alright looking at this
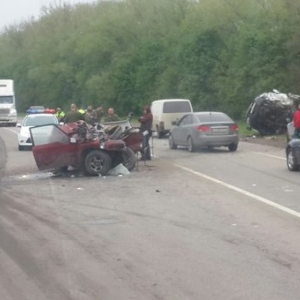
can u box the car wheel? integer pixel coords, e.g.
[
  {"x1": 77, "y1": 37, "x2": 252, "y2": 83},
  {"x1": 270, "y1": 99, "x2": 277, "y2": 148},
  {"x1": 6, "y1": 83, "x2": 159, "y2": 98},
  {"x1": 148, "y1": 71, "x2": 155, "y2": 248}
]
[
  {"x1": 228, "y1": 143, "x2": 238, "y2": 152},
  {"x1": 169, "y1": 134, "x2": 177, "y2": 149},
  {"x1": 187, "y1": 136, "x2": 195, "y2": 152},
  {"x1": 121, "y1": 148, "x2": 136, "y2": 171},
  {"x1": 84, "y1": 150, "x2": 112, "y2": 176},
  {"x1": 286, "y1": 147, "x2": 299, "y2": 171}
]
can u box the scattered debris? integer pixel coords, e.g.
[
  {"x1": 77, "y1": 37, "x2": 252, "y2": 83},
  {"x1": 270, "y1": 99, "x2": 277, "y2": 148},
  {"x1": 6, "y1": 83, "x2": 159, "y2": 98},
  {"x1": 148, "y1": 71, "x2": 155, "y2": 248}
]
[{"x1": 109, "y1": 164, "x2": 130, "y2": 176}]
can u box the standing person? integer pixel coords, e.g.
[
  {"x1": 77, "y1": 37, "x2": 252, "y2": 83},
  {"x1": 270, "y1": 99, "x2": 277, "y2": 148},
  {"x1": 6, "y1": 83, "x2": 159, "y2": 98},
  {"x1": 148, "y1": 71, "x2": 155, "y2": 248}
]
[
  {"x1": 293, "y1": 103, "x2": 300, "y2": 137},
  {"x1": 85, "y1": 105, "x2": 97, "y2": 125},
  {"x1": 95, "y1": 105, "x2": 104, "y2": 123},
  {"x1": 104, "y1": 108, "x2": 120, "y2": 122},
  {"x1": 138, "y1": 105, "x2": 153, "y2": 161},
  {"x1": 55, "y1": 107, "x2": 65, "y2": 122},
  {"x1": 64, "y1": 104, "x2": 85, "y2": 124}
]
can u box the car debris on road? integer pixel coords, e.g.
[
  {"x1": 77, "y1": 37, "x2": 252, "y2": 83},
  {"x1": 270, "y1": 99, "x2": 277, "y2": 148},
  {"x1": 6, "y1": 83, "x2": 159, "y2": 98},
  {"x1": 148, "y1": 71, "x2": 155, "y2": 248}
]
[{"x1": 246, "y1": 89, "x2": 300, "y2": 136}]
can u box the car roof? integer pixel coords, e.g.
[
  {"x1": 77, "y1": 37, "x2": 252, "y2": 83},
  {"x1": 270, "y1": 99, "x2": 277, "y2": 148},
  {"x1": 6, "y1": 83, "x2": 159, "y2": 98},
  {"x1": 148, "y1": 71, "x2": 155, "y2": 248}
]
[
  {"x1": 25, "y1": 113, "x2": 56, "y2": 118},
  {"x1": 193, "y1": 111, "x2": 226, "y2": 115},
  {"x1": 152, "y1": 99, "x2": 191, "y2": 103}
]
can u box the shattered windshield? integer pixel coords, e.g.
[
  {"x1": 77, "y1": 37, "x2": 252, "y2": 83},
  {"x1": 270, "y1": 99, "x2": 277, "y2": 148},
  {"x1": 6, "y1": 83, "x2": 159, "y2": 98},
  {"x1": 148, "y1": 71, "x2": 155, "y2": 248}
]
[{"x1": 0, "y1": 96, "x2": 13, "y2": 104}]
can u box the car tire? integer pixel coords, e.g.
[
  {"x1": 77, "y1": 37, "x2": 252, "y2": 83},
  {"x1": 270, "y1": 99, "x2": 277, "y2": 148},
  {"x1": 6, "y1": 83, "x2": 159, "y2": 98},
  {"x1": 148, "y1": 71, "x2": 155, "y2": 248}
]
[
  {"x1": 187, "y1": 136, "x2": 195, "y2": 152},
  {"x1": 169, "y1": 134, "x2": 177, "y2": 149},
  {"x1": 228, "y1": 143, "x2": 238, "y2": 152},
  {"x1": 286, "y1": 147, "x2": 299, "y2": 171},
  {"x1": 84, "y1": 150, "x2": 112, "y2": 176},
  {"x1": 121, "y1": 148, "x2": 136, "y2": 171}
]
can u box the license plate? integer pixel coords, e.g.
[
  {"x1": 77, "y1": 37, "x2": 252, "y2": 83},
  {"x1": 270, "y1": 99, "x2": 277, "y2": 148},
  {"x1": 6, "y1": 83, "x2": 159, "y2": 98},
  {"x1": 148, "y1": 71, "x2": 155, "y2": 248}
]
[{"x1": 212, "y1": 128, "x2": 228, "y2": 134}]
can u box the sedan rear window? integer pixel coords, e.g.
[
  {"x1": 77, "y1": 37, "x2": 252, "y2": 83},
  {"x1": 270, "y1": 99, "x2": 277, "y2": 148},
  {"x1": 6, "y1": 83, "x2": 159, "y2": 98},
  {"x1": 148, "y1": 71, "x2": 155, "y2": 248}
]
[
  {"x1": 197, "y1": 113, "x2": 232, "y2": 123},
  {"x1": 163, "y1": 101, "x2": 192, "y2": 113}
]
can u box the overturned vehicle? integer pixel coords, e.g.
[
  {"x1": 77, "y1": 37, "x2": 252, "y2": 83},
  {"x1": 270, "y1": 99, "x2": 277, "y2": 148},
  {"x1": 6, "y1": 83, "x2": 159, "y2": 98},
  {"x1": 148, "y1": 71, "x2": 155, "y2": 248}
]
[
  {"x1": 246, "y1": 90, "x2": 299, "y2": 136},
  {"x1": 29, "y1": 120, "x2": 141, "y2": 176}
]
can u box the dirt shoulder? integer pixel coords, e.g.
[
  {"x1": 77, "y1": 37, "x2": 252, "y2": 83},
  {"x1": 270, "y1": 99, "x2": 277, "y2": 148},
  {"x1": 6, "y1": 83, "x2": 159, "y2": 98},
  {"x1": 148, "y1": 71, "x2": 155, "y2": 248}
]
[{"x1": 240, "y1": 134, "x2": 287, "y2": 149}]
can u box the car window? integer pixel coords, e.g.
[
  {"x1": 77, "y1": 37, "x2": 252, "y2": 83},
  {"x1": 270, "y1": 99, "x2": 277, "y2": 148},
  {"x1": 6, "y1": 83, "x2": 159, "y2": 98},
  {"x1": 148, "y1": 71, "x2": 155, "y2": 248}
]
[
  {"x1": 31, "y1": 125, "x2": 69, "y2": 146},
  {"x1": 197, "y1": 113, "x2": 232, "y2": 123},
  {"x1": 23, "y1": 116, "x2": 58, "y2": 126},
  {"x1": 0, "y1": 96, "x2": 13, "y2": 104},
  {"x1": 163, "y1": 101, "x2": 192, "y2": 113},
  {"x1": 185, "y1": 114, "x2": 193, "y2": 125},
  {"x1": 178, "y1": 115, "x2": 188, "y2": 126}
]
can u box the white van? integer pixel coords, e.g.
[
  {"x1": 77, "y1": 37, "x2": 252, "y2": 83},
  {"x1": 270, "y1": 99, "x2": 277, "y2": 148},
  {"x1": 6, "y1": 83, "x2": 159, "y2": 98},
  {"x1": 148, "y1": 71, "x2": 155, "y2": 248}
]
[{"x1": 151, "y1": 99, "x2": 193, "y2": 138}]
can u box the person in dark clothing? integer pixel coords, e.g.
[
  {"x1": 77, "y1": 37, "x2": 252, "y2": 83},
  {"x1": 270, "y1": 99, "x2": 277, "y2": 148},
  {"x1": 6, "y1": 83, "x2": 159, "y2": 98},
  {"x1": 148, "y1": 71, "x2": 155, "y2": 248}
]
[
  {"x1": 64, "y1": 104, "x2": 85, "y2": 124},
  {"x1": 84, "y1": 105, "x2": 97, "y2": 125},
  {"x1": 138, "y1": 105, "x2": 153, "y2": 160},
  {"x1": 104, "y1": 108, "x2": 120, "y2": 122},
  {"x1": 293, "y1": 104, "x2": 300, "y2": 138},
  {"x1": 95, "y1": 105, "x2": 104, "y2": 123}
]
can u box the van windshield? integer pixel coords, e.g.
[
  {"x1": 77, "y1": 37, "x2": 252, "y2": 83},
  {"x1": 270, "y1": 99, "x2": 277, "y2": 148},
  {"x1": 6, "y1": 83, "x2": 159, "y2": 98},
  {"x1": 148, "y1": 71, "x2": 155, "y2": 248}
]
[
  {"x1": 163, "y1": 101, "x2": 191, "y2": 113},
  {"x1": 0, "y1": 96, "x2": 13, "y2": 104}
]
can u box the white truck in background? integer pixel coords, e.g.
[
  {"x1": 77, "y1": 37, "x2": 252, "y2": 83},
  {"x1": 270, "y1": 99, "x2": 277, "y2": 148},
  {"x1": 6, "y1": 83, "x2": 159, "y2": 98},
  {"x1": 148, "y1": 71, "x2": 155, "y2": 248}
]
[{"x1": 0, "y1": 79, "x2": 17, "y2": 126}]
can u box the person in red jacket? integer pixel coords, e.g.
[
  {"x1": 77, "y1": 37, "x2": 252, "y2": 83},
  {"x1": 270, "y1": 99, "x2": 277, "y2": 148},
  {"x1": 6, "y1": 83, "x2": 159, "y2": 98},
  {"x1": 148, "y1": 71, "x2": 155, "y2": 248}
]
[
  {"x1": 293, "y1": 103, "x2": 300, "y2": 137},
  {"x1": 138, "y1": 105, "x2": 153, "y2": 161}
]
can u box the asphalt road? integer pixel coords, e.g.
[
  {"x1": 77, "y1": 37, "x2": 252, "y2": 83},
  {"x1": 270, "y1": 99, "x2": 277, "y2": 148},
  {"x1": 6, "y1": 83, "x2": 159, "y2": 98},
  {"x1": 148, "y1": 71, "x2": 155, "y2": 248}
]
[{"x1": 1, "y1": 126, "x2": 300, "y2": 300}]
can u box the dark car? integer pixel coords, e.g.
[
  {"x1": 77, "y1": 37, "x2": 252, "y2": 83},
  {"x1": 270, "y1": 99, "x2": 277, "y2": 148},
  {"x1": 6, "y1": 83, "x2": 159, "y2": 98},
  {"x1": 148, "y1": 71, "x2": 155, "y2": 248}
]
[
  {"x1": 26, "y1": 106, "x2": 45, "y2": 114},
  {"x1": 246, "y1": 90, "x2": 298, "y2": 136},
  {"x1": 286, "y1": 138, "x2": 300, "y2": 171},
  {"x1": 29, "y1": 121, "x2": 136, "y2": 176},
  {"x1": 168, "y1": 112, "x2": 239, "y2": 152}
]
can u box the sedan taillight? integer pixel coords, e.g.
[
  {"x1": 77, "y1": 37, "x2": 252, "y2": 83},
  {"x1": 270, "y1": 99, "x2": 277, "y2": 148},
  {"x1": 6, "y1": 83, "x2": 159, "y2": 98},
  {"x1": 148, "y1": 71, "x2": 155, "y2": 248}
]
[
  {"x1": 229, "y1": 124, "x2": 238, "y2": 131},
  {"x1": 196, "y1": 125, "x2": 210, "y2": 132}
]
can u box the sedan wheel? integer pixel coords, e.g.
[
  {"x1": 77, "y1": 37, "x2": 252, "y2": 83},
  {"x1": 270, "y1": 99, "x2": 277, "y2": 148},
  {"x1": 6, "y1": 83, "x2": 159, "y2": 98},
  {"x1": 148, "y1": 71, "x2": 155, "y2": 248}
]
[
  {"x1": 187, "y1": 136, "x2": 195, "y2": 152},
  {"x1": 287, "y1": 148, "x2": 299, "y2": 171},
  {"x1": 169, "y1": 134, "x2": 177, "y2": 149},
  {"x1": 228, "y1": 143, "x2": 238, "y2": 152}
]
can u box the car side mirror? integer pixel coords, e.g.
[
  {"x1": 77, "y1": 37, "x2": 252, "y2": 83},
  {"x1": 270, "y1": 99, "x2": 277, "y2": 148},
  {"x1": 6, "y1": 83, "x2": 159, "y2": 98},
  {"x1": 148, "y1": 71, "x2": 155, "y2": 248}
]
[
  {"x1": 16, "y1": 123, "x2": 21, "y2": 127},
  {"x1": 70, "y1": 137, "x2": 77, "y2": 144}
]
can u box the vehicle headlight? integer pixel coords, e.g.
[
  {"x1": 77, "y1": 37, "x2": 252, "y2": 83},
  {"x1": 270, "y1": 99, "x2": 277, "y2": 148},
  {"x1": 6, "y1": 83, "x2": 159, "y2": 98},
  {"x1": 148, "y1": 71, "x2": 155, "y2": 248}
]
[{"x1": 20, "y1": 128, "x2": 30, "y2": 136}]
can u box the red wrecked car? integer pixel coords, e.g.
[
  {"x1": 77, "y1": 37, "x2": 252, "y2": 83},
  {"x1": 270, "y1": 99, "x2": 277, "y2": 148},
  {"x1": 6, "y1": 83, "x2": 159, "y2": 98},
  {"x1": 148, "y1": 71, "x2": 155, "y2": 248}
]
[{"x1": 29, "y1": 121, "x2": 136, "y2": 176}]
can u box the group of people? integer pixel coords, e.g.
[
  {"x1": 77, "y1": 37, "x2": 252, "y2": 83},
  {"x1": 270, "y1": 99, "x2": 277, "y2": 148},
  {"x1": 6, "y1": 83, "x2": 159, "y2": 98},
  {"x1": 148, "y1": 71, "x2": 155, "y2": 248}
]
[
  {"x1": 55, "y1": 104, "x2": 120, "y2": 125},
  {"x1": 55, "y1": 103, "x2": 154, "y2": 161}
]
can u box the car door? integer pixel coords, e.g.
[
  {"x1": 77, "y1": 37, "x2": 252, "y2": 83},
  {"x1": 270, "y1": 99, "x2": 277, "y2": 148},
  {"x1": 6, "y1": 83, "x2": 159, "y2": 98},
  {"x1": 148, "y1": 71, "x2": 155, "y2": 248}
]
[
  {"x1": 180, "y1": 114, "x2": 194, "y2": 146},
  {"x1": 173, "y1": 115, "x2": 192, "y2": 145},
  {"x1": 30, "y1": 125, "x2": 77, "y2": 171}
]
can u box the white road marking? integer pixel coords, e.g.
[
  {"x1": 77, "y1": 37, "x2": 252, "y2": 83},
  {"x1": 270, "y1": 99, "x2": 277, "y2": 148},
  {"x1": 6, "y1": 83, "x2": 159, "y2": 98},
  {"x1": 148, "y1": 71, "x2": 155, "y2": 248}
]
[
  {"x1": 255, "y1": 152, "x2": 285, "y2": 160},
  {"x1": 173, "y1": 163, "x2": 300, "y2": 219},
  {"x1": 1, "y1": 128, "x2": 18, "y2": 135}
]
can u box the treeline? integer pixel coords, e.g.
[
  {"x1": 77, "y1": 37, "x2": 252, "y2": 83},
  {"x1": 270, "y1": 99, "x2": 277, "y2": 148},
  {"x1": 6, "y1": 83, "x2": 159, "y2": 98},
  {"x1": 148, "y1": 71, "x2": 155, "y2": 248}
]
[{"x1": 0, "y1": 0, "x2": 300, "y2": 118}]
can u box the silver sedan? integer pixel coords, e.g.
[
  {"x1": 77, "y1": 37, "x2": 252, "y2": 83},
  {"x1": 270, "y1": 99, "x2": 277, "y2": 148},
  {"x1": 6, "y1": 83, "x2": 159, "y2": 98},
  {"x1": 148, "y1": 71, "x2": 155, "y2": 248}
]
[{"x1": 169, "y1": 112, "x2": 239, "y2": 152}]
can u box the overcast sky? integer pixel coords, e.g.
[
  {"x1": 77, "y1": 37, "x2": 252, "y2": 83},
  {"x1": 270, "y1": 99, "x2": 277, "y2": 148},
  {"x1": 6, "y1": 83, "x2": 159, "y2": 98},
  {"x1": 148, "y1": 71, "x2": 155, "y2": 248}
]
[{"x1": 0, "y1": 0, "x2": 96, "y2": 31}]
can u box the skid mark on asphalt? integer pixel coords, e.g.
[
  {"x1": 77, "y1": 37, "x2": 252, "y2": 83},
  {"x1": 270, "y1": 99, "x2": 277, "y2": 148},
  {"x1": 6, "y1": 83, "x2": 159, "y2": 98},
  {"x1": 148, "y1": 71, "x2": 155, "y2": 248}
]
[
  {"x1": 255, "y1": 152, "x2": 285, "y2": 161},
  {"x1": 173, "y1": 163, "x2": 300, "y2": 220}
]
